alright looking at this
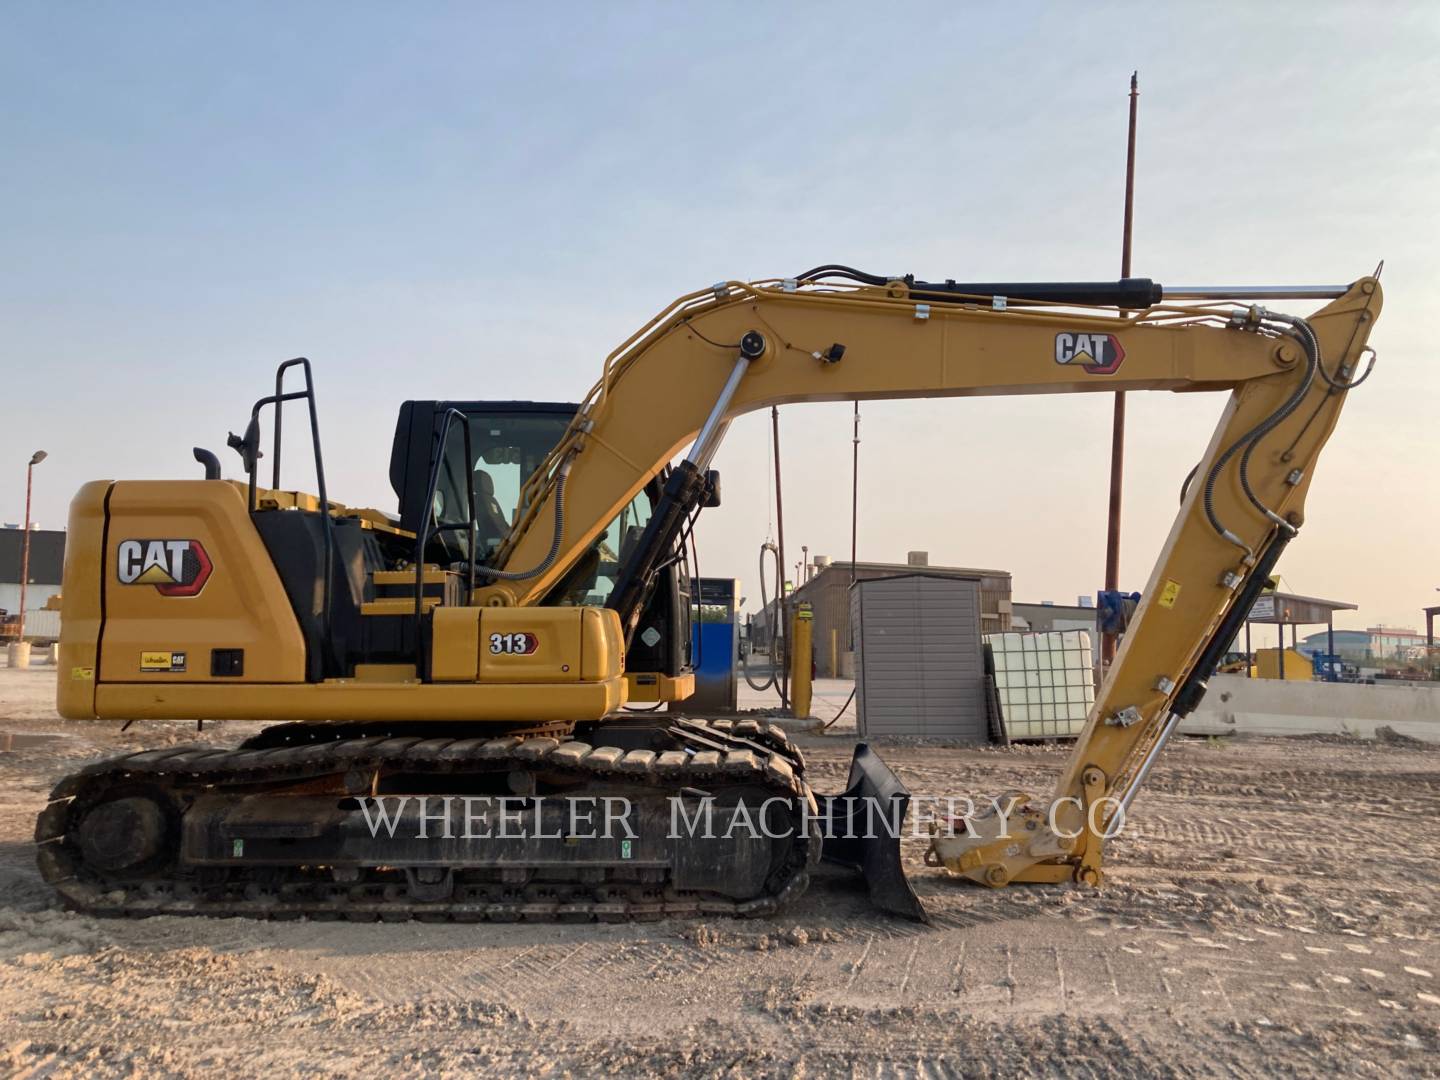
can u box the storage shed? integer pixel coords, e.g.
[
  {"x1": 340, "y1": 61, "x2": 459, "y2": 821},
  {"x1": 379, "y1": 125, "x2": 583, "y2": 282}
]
[
  {"x1": 850, "y1": 573, "x2": 987, "y2": 739},
  {"x1": 782, "y1": 555, "x2": 1012, "y2": 676}
]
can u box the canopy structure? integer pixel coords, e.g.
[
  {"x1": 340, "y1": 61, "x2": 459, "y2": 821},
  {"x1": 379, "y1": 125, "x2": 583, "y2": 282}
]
[{"x1": 1241, "y1": 590, "x2": 1358, "y2": 679}]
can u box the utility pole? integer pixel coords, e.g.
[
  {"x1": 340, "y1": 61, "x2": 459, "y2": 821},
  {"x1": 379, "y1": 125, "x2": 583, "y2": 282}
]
[
  {"x1": 1102, "y1": 71, "x2": 1138, "y2": 669},
  {"x1": 771, "y1": 406, "x2": 789, "y2": 704},
  {"x1": 771, "y1": 406, "x2": 787, "y2": 604},
  {"x1": 851, "y1": 402, "x2": 860, "y2": 585},
  {"x1": 18, "y1": 450, "x2": 48, "y2": 644}
]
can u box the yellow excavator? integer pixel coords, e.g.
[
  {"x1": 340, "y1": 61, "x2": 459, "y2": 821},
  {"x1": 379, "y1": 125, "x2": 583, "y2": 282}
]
[{"x1": 36, "y1": 266, "x2": 1381, "y2": 922}]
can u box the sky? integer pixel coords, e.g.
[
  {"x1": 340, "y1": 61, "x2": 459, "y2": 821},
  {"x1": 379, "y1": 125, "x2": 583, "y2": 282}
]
[{"x1": 3, "y1": 3, "x2": 1437, "y2": 632}]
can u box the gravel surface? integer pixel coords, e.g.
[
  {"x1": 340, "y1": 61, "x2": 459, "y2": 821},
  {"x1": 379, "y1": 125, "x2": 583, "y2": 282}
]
[{"x1": 2, "y1": 665, "x2": 1437, "y2": 1078}]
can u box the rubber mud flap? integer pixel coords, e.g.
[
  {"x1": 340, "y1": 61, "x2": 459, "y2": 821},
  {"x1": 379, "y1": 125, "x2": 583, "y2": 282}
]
[{"x1": 818, "y1": 743, "x2": 929, "y2": 923}]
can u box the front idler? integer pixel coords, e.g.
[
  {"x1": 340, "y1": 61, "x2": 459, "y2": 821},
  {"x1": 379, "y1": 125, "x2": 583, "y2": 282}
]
[{"x1": 76, "y1": 794, "x2": 173, "y2": 875}]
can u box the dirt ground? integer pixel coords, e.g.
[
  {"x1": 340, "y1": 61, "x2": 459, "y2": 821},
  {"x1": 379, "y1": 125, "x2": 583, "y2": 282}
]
[{"x1": 1, "y1": 666, "x2": 1437, "y2": 1078}]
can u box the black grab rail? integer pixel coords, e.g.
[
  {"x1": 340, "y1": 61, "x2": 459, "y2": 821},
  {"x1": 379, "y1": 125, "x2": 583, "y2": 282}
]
[
  {"x1": 232, "y1": 358, "x2": 336, "y2": 660},
  {"x1": 412, "y1": 407, "x2": 479, "y2": 644}
]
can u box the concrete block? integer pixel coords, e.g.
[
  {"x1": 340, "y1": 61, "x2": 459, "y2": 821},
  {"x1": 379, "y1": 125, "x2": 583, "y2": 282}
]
[{"x1": 1183, "y1": 674, "x2": 1440, "y2": 743}]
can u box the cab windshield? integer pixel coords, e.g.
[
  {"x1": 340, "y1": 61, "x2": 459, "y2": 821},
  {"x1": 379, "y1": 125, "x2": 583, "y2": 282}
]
[
  {"x1": 430, "y1": 405, "x2": 656, "y2": 603},
  {"x1": 433, "y1": 411, "x2": 572, "y2": 559}
]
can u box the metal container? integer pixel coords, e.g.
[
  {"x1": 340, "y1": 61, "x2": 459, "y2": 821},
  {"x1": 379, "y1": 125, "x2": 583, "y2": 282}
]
[{"x1": 851, "y1": 574, "x2": 986, "y2": 739}]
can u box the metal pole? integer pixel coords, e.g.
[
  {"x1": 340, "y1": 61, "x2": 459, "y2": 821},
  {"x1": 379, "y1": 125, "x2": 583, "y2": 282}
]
[
  {"x1": 771, "y1": 406, "x2": 789, "y2": 703},
  {"x1": 1120, "y1": 72, "x2": 1138, "y2": 278},
  {"x1": 684, "y1": 354, "x2": 750, "y2": 470},
  {"x1": 1115, "y1": 710, "x2": 1179, "y2": 821},
  {"x1": 1102, "y1": 72, "x2": 1139, "y2": 670},
  {"x1": 1245, "y1": 620, "x2": 1252, "y2": 677},
  {"x1": 851, "y1": 402, "x2": 860, "y2": 585},
  {"x1": 18, "y1": 462, "x2": 34, "y2": 643},
  {"x1": 1162, "y1": 284, "x2": 1350, "y2": 300}
]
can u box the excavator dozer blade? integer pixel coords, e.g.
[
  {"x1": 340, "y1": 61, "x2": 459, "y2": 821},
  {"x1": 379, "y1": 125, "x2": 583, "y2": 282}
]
[{"x1": 818, "y1": 743, "x2": 930, "y2": 923}]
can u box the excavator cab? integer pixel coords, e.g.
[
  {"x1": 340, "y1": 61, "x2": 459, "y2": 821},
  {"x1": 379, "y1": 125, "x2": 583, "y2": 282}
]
[
  {"x1": 389, "y1": 399, "x2": 694, "y2": 690},
  {"x1": 389, "y1": 400, "x2": 573, "y2": 564}
]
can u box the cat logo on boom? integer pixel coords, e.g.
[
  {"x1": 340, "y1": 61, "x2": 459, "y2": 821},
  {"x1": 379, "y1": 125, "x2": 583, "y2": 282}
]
[
  {"x1": 116, "y1": 539, "x2": 213, "y2": 597},
  {"x1": 1054, "y1": 332, "x2": 1126, "y2": 375}
]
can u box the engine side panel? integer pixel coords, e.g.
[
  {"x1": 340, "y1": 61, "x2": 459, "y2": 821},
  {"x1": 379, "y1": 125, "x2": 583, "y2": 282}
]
[{"x1": 96, "y1": 480, "x2": 308, "y2": 690}]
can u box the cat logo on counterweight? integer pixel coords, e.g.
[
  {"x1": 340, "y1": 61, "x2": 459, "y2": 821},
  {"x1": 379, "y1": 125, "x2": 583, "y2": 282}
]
[{"x1": 116, "y1": 539, "x2": 213, "y2": 597}]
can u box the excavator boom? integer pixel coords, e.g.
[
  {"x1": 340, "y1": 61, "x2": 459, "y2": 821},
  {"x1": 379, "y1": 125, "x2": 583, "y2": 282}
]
[{"x1": 483, "y1": 268, "x2": 1382, "y2": 886}]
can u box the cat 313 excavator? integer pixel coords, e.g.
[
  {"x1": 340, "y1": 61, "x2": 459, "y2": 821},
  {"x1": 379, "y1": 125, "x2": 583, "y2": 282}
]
[{"x1": 36, "y1": 265, "x2": 1381, "y2": 923}]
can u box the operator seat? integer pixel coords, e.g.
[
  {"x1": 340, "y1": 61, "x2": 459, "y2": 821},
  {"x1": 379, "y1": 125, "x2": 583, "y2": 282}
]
[{"x1": 473, "y1": 468, "x2": 512, "y2": 551}]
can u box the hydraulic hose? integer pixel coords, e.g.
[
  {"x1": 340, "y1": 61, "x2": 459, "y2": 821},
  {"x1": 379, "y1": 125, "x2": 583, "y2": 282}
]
[
  {"x1": 1234, "y1": 313, "x2": 1370, "y2": 530},
  {"x1": 820, "y1": 686, "x2": 857, "y2": 731},
  {"x1": 1201, "y1": 303, "x2": 1371, "y2": 554},
  {"x1": 1199, "y1": 313, "x2": 1318, "y2": 553},
  {"x1": 1315, "y1": 338, "x2": 1377, "y2": 391},
  {"x1": 740, "y1": 542, "x2": 787, "y2": 703},
  {"x1": 1179, "y1": 461, "x2": 1200, "y2": 505},
  {"x1": 477, "y1": 458, "x2": 573, "y2": 582},
  {"x1": 792, "y1": 265, "x2": 1164, "y2": 308},
  {"x1": 740, "y1": 543, "x2": 778, "y2": 692},
  {"x1": 1235, "y1": 321, "x2": 1319, "y2": 530}
]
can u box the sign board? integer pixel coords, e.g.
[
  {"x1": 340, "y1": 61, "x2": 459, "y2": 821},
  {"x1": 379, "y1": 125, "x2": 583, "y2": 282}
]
[{"x1": 1249, "y1": 594, "x2": 1276, "y2": 620}]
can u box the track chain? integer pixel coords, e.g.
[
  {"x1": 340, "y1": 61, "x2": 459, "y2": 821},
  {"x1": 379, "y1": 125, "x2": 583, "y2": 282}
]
[{"x1": 35, "y1": 718, "x2": 818, "y2": 923}]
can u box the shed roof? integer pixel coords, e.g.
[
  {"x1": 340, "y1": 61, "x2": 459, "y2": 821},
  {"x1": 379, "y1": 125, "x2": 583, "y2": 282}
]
[
  {"x1": 1246, "y1": 590, "x2": 1357, "y2": 625},
  {"x1": 852, "y1": 571, "x2": 981, "y2": 588},
  {"x1": 794, "y1": 560, "x2": 1008, "y2": 596}
]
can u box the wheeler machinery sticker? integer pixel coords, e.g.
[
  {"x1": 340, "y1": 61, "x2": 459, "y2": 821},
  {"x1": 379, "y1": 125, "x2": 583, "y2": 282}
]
[
  {"x1": 116, "y1": 539, "x2": 213, "y2": 597},
  {"x1": 489, "y1": 632, "x2": 539, "y2": 655},
  {"x1": 140, "y1": 651, "x2": 187, "y2": 673},
  {"x1": 1054, "y1": 332, "x2": 1125, "y2": 375}
]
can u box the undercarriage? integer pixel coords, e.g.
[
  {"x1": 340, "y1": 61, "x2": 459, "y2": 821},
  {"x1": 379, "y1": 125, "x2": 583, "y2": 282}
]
[{"x1": 36, "y1": 719, "x2": 833, "y2": 922}]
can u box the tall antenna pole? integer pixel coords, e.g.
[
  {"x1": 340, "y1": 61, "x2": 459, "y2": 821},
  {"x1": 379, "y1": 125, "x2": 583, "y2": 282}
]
[{"x1": 1102, "y1": 71, "x2": 1138, "y2": 669}]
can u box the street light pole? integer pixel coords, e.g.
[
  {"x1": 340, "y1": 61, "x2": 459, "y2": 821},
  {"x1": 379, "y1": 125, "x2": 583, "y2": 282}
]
[{"x1": 18, "y1": 450, "x2": 47, "y2": 644}]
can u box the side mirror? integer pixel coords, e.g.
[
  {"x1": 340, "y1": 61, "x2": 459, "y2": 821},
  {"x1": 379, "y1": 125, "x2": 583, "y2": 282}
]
[
  {"x1": 702, "y1": 469, "x2": 722, "y2": 508},
  {"x1": 226, "y1": 415, "x2": 263, "y2": 475}
]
